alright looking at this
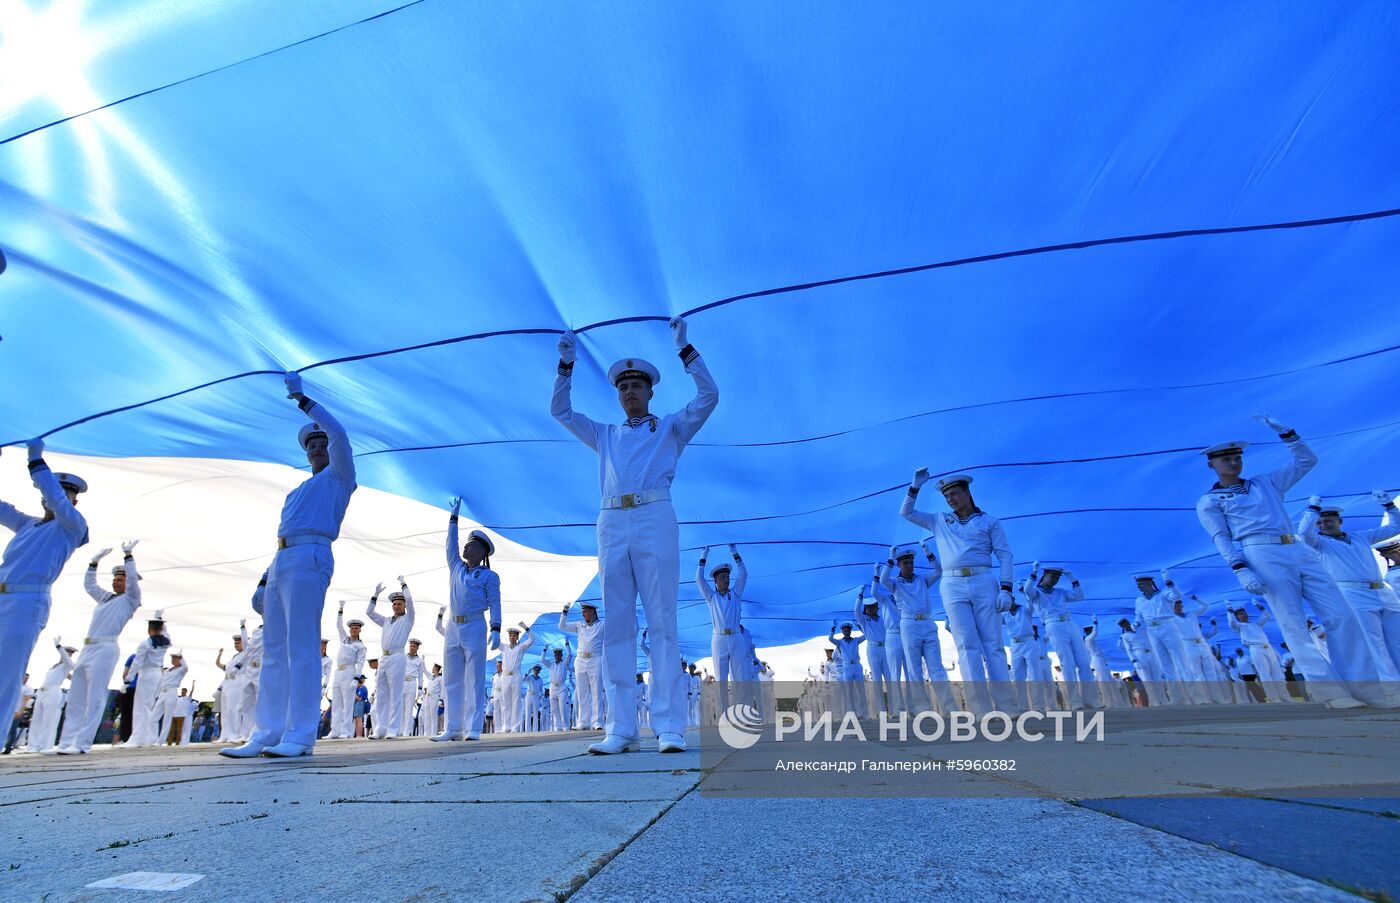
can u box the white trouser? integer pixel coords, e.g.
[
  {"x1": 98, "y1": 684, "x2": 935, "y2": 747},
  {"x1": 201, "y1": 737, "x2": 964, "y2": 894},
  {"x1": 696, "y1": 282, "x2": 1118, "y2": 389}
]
[
  {"x1": 249, "y1": 544, "x2": 335, "y2": 749},
  {"x1": 442, "y1": 613, "x2": 488, "y2": 735},
  {"x1": 841, "y1": 663, "x2": 866, "y2": 716},
  {"x1": 127, "y1": 670, "x2": 162, "y2": 745},
  {"x1": 0, "y1": 591, "x2": 49, "y2": 737},
  {"x1": 330, "y1": 674, "x2": 356, "y2": 737},
  {"x1": 238, "y1": 671, "x2": 260, "y2": 738},
  {"x1": 940, "y1": 573, "x2": 1016, "y2": 712},
  {"x1": 549, "y1": 683, "x2": 568, "y2": 730},
  {"x1": 1243, "y1": 543, "x2": 1389, "y2": 704},
  {"x1": 25, "y1": 687, "x2": 63, "y2": 752},
  {"x1": 499, "y1": 675, "x2": 522, "y2": 732},
  {"x1": 59, "y1": 640, "x2": 121, "y2": 751},
  {"x1": 864, "y1": 642, "x2": 892, "y2": 712},
  {"x1": 711, "y1": 632, "x2": 747, "y2": 714},
  {"x1": 373, "y1": 654, "x2": 406, "y2": 737},
  {"x1": 400, "y1": 682, "x2": 418, "y2": 735},
  {"x1": 157, "y1": 689, "x2": 180, "y2": 741},
  {"x1": 1338, "y1": 585, "x2": 1400, "y2": 683},
  {"x1": 1011, "y1": 638, "x2": 1052, "y2": 710},
  {"x1": 1132, "y1": 652, "x2": 1169, "y2": 705},
  {"x1": 1088, "y1": 654, "x2": 1124, "y2": 707},
  {"x1": 884, "y1": 630, "x2": 909, "y2": 711},
  {"x1": 1044, "y1": 617, "x2": 1096, "y2": 707},
  {"x1": 1246, "y1": 643, "x2": 1288, "y2": 702},
  {"x1": 1144, "y1": 618, "x2": 1206, "y2": 704},
  {"x1": 1183, "y1": 640, "x2": 1231, "y2": 704},
  {"x1": 524, "y1": 693, "x2": 541, "y2": 731},
  {"x1": 900, "y1": 618, "x2": 956, "y2": 713},
  {"x1": 419, "y1": 693, "x2": 439, "y2": 735},
  {"x1": 597, "y1": 501, "x2": 684, "y2": 740},
  {"x1": 574, "y1": 658, "x2": 603, "y2": 728}
]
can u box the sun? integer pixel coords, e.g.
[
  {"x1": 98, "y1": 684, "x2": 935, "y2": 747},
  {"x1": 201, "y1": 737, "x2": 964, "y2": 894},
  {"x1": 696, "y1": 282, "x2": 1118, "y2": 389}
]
[{"x1": 0, "y1": 0, "x2": 99, "y2": 119}]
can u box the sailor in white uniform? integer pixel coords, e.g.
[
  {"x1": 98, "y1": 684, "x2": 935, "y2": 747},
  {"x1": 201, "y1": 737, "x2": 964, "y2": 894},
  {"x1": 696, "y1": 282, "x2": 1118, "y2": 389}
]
[
  {"x1": 879, "y1": 545, "x2": 956, "y2": 713},
  {"x1": 900, "y1": 472, "x2": 1017, "y2": 713},
  {"x1": 0, "y1": 440, "x2": 89, "y2": 735},
  {"x1": 558, "y1": 602, "x2": 606, "y2": 730},
  {"x1": 367, "y1": 581, "x2": 415, "y2": 738},
  {"x1": 1195, "y1": 416, "x2": 1393, "y2": 707},
  {"x1": 552, "y1": 316, "x2": 718, "y2": 754},
  {"x1": 55, "y1": 542, "x2": 141, "y2": 754},
  {"x1": 854, "y1": 585, "x2": 893, "y2": 712},
  {"x1": 696, "y1": 544, "x2": 748, "y2": 713},
  {"x1": 329, "y1": 606, "x2": 367, "y2": 739},
  {"x1": 1299, "y1": 494, "x2": 1400, "y2": 681},
  {"x1": 26, "y1": 638, "x2": 77, "y2": 752},
  {"x1": 1022, "y1": 565, "x2": 1097, "y2": 707},
  {"x1": 1132, "y1": 571, "x2": 1206, "y2": 704},
  {"x1": 498, "y1": 623, "x2": 536, "y2": 733},
  {"x1": 223, "y1": 373, "x2": 357, "y2": 758},
  {"x1": 1228, "y1": 603, "x2": 1288, "y2": 702},
  {"x1": 435, "y1": 503, "x2": 502, "y2": 741}
]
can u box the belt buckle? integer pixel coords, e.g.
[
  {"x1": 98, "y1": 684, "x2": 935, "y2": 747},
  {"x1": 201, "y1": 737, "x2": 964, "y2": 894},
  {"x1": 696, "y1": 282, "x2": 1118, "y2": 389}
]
[
  {"x1": 1280, "y1": 534, "x2": 1294, "y2": 544},
  {"x1": 277, "y1": 537, "x2": 288, "y2": 550},
  {"x1": 1371, "y1": 581, "x2": 1383, "y2": 590},
  {"x1": 454, "y1": 615, "x2": 466, "y2": 623},
  {"x1": 0, "y1": 582, "x2": 6, "y2": 593},
  {"x1": 620, "y1": 492, "x2": 639, "y2": 509}
]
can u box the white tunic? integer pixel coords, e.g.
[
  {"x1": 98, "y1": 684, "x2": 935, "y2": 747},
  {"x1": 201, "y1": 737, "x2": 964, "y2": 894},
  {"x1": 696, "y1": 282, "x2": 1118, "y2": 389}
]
[
  {"x1": 81, "y1": 559, "x2": 142, "y2": 637},
  {"x1": 0, "y1": 461, "x2": 88, "y2": 587},
  {"x1": 1196, "y1": 438, "x2": 1314, "y2": 567}
]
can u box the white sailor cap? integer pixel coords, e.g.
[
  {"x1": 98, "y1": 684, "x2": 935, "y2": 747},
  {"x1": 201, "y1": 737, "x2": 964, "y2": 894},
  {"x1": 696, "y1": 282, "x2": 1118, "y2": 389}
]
[
  {"x1": 1131, "y1": 572, "x2": 1157, "y2": 582},
  {"x1": 1317, "y1": 504, "x2": 1344, "y2": 517},
  {"x1": 466, "y1": 529, "x2": 495, "y2": 556},
  {"x1": 112, "y1": 566, "x2": 140, "y2": 580},
  {"x1": 895, "y1": 548, "x2": 916, "y2": 561},
  {"x1": 171, "y1": 649, "x2": 183, "y2": 658},
  {"x1": 710, "y1": 562, "x2": 731, "y2": 578},
  {"x1": 936, "y1": 474, "x2": 973, "y2": 492},
  {"x1": 580, "y1": 601, "x2": 598, "y2": 610},
  {"x1": 54, "y1": 472, "x2": 88, "y2": 493},
  {"x1": 1374, "y1": 536, "x2": 1400, "y2": 553},
  {"x1": 506, "y1": 626, "x2": 521, "y2": 634},
  {"x1": 1201, "y1": 441, "x2": 1249, "y2": 459},
  {"x1": 347, "y1": 619, "x2": 364, "y2": 627},
  {"x1": 607, "y1": 358, "x2": 661, "y2": 387},
  {"x1": 298, "y1": 422, "x2": 328, "y2": 449},
  {"x1": 388, "y1": 591, "x2": 406, "y2": 603},
  {"x1": 1039, "y1": 565, "x2": 1065, "y2": 576},
  {"x1": 233, "y1": 634, "x2": 242, "y2": 640},
  {"x1": 408, "y1": 637, "x2": 421, "y2": 645}
]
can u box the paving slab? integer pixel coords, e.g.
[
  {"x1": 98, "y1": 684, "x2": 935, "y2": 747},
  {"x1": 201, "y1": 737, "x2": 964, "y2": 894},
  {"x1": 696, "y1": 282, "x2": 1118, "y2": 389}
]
[{"x1": 570, "y1": 793, "x2": 1354, "y2": 903}]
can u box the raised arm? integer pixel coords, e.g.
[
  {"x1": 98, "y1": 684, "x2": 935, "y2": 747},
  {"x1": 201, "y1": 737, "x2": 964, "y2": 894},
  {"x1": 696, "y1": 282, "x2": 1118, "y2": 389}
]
[
  {"x1": 400, "y1": 579, "x2": 415, "y2": 624},
  {"x1": 85, "y1": 548, "x2": 112, "y2": 603},
  {"x1": 669, "y1": 319, "x2": 720, "y2": 444},
  {"x1": 899, "y1": 470, "x2": 940, "y2": 533},
  {"x1": 28, "y1": 443, "x2": 87, "y2": 541},
  {"x1": 920, "y1": 542, "x2": 941, "y2": 588},
  {"x1": 695, "y1": 547, "x2": 714, "y2": 601},
  {"x1": 558, "y1": 606, "x2": 580, "y2": 635},
  {"x1": 1298, "y1": 502, "x2": 1322, "y2": 549},
  {"x1": 337, "y1": 606, "x2": 348, "y2": 643},
  {"x1": 517, "y1": 623, "x2": 535, "y2": 653},
  {"x1": 550, "y1": 331, "x2": 602, "y2": 451},
  {"x1": 56, "y1": 641, "x2": 75, "y2": 672},
  {"x1": 286, "y1": 372, "x2": 356, "y2": 483},
  {"x1": 366, "y1": 587, "x2": 387, "y2": 627},
  {"x1": 730, "y1": 544, "x2": 748, "y2": 600},
  {"x1": 1255, "y1": 415, "x2": 1315, "y2": 493},
  {"x1": 446, "y1": 499, "x2": 466, "y2": 576},
  {"x1": 1350, "y1": 491, "x2": 1400, "y2": 545}
]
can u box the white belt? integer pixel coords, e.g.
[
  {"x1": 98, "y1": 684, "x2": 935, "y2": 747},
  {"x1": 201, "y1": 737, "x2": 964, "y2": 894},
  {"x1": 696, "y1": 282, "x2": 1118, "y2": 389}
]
[
  {"x1": 85, "y1": 636, "x2": 119, "y2": 645},
  {"x1": 601, "y1": 488, "x2": 670, "y2": 510},
  {"x1": 1337, "y1": 580, "x2": 1385, "y2": 590},
  {"x1": 1011, "y1": 635, "x2": 1032, "y2": 644},
  {"x1": 503, "y1": 670, "x2": 517, "y2": 676},
  {"x1": 904, "y1": 614, "x2": 932, "y2": 621},
  {"x1": 383, "y1": 649, "x2": 402, "y2": 656},
  {"x1": 452, "y1": 615, "x2": 470, "y2": 624},
  {"x1": 277, "y1": 533, "x2": 332, "y2": 550},
  {"x1": 578, "y1": 652, "x2": 594, "y2": 659},
  {"x1": 1046, "y1": 613, "x2": 1071, "y2": 623},
  {"x1": 715, "y1": 628, "x2": 734, "y2": 636},
  {"x1": 1146, "y1": 617, "x2": 1173, "y2": 628},
  {"x1": 0, "y1": 582, "x2": 50, "y2": 595},
  {"x1": 337, "y1": 664, "x2": 352, "y2": 670},
  {"x1": 871, "y1": 641, "x2": 884, "y2": 647},
  {"x1": 1240, "y1": 534, "x2": 1300, "y2": 546},
  {"x1": 945, "y1": 566, "x2": 990, "y2": 577}
]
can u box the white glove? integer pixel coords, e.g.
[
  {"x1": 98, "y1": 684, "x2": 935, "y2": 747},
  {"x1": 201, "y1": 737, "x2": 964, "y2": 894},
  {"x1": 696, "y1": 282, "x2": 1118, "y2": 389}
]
[
  {"x1": 700, "y1": 546, "x2": 710, "y2": 561},
  {"x1": 1251, "y1": 413, "x2": 1292, "y2": 436},
  {"x1": 396, "y1": 575, "x2": 406, "y2": 586},
  {"x1": 889, "y1": 545, "x2": 899, "y2": 562},
  {"x1": 438, "y1": 605, "x2": 446, "y2": 616},
  {"x1": 154, "y1": 610, "x2": 164, "y2": 620},
  {"x1": 1062, "y1": 569, "x2": 1075, "y2": 582},
  {"x1": 91, "y1": 547, "x2": 112, "y2": 564},
  {"x1": 488, "y1": 630, "x2": 501, "y2": 652},
  {"x1": 1373, "y1": 489, "x2": 1394, "y2": 506},
  {"x1": 283, "y1": 371, "x2": 303, "y2": 398},
  {"x1": 26, "y1": 438, "x2": 44, "y2": 460},
  {"x1": 669, "y1": 316, "x2": 688, "y2": 349},
  {"x1": 1234, "y1": 567, "x2": 1265, "y2": 596},
  {"x1": 562, "y1": 602, "x2": 571, "y2": 614},
  {"x1": 557, "y1": 330, "x2": 577, "y2": 364},
  {"x1": 1309, "y1": 495, "x2": 1322, "y2": 508},
  {"x1": 450, "y1": 496, "x2": 461, "y2": 516},
  {"x1": 1031, "y1": 560, "x2": 1041, "y2": 574},
  {"x1": 921, "y1": 541, "x2": 934, "y2": 560},
  {"x1": 1160, "y1": 568, "x2": 1172, "y2": 585},
  {"x1": 728, "y1": 543, "x2": 738, "y2": 556},
  {"x1": 239, "y1": 618, "x2": 246, "y2": 628},
  {"x1": 121, "y1": 539, "x2": 140, "y2": 554},
  {"x1": 996, "y1": 589, "x2": 1014, "y2": 613},
  {"x1": 911, "y1": 467, "x2": 931, "y2": 490},
  {"x1": 518, "y1": 620, "x2": 529, "y2": 630},
  {"x1": 53, "y1": 635, "x2": 62, "y2": 648},
  {"x1": 373, "y1": 582, "x2": 385, "y2": 598}
]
